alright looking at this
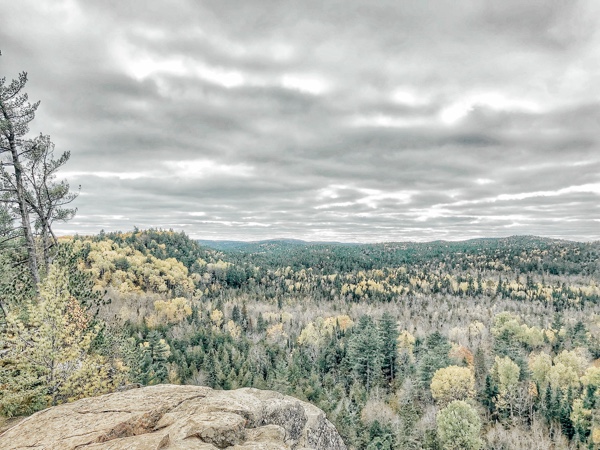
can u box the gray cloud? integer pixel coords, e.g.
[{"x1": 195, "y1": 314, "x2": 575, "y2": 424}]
[{"x1": 1, "y1": 0, "x2": 599, "y2": 242}]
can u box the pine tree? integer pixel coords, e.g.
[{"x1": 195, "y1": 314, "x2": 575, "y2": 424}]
[
  {"x1": 241, "y1": 301, "x2": 249, "y2": 331},
  {"x1": 551, "y1": 313, "x2": 564, "y2": 352},
  {"x1": 543, "y1": 384, "x2": 553, "y2": 423},
  {"x1": 560, "y1": 386, "x2": 575, "y2": 439},
  {"x1": 0, "y1": 263, "x2": 127, "y2": 416},
  {"x1": 496, "y1": 276, "x2": 503, "y2": 297},
  {"x1": 473, "y1": 347, "x2": 487, "y2": 392},
  {"x1": 417, "y1": 331, "x2": 451, "y2": 389},
  {"x1": 19, "y1": 134, "x2": 77, "y2": 270},
  {"x1": 482, "y1": 375, "x2": 498, "y2": 414},
  {"x1": 231, "y1": 304, "x2": 241, "y2": 323},
  {"x1": 378, "y1": 313, "x2": 398, "y2": 383},
  {"x1": 0, "y1": 69, "x2": 40, "y2": 282},
  {"x1": 0, "y1": 62, "x2": 77, "y2": 281},
  {"x1": 257, "y1": 312, "x2": 267, "y2": 333},
  {"x1": 551, "y1": 387, "x2": 563, "y2": 422},
  {"x1": 271, "y1": 359, "x2": 291, "y2": 394},
  {"x1": 138, "y1": 331, "x2": 171, "y2": 385},
  {"x1": 348, "y1": 316, "x2": 382, "y2": 391},
  {"x1": 205, "y1": 351, "x2": 218, "y2": 388}
]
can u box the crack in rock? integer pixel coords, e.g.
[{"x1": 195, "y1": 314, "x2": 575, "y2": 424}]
[{"x1": 94, "y1": 406, "x2": 169, "y2": 443}]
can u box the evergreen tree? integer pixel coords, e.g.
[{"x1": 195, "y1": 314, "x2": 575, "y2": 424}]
[
  {"x1": 551, "y1": 387, "x2": 563, "y2": 422},
  {"x1": 379, "y1": 312, "x2": 398, "y2": 383},
  {"x1": 19, "y1": 134, "x2": 78, "y2": 270},
  {"x1": 365, "y1": 420, "x2": 394, "y2": 450},
  {"x1": 496, "y1": 276, "x2": 503, "y2": 297},
  {"x1": 205, "y1": 351, "x2": 218, "y2": 388},
  {"x1": 543, "y1": 384, "x2": 553, "y2": 423},
  {"x1": 417, "y1": 332, "x2": 451, "y2": 390},
  {"x1": 476, "y1": 273, "x2": 483, "y2": 295},
  {"x1": 138, "y1": 331, "x2": 171, "y2": 385},
  {"x1": 0, "y1": 263, "x2": 127, "y2": 416},
  {"x1": 551, "y1": 313, "x2": 564, "y2": 352},
  {"x1": 473, "y1": 347, "x2": 487, "y2": 392},
  {"x1": 241, "y1": 301, "x2": 249, "y2": 331},
  {"x1": 560, "y1": 386, "x2": 575, "y2": 439},
  {"x1": 348, "y1": 316, "x2": 382, "y2": 391},
  {"x1": 231, "y1": 304, "x2": 241, "y2": 323},
  {"x1": 571, "y1": 321, "x2": 588, "y2": 347},
  {"x1": 257, "y1": 313, "x2": 267, "y2": 333},
  {"x1": 0, "y1": 68, "x2": 39, "y2": 283},
  {"x1": 482, "y1": 375, "x2": 498, "y2": 414}
]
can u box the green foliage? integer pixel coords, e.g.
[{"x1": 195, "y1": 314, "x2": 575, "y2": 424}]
[
  {"x1": 4, "y1": 229, "x2": 600, "y2": 449},
  {"x1": 348, "y1": 316, "x2": 382, "y2": 391},
  {"x1": 0, "y1": 263, "x2": 127, "y2": 416},
  {"x1": 378, "y1": 312, "x2": 398, "y2": 383},
  {"x1": 364, "y1": 421, "x2": 394, "y2": 450},
  {"x1": 436, "y1": 400, "x2": 482, "y2": 450},
  {"x1": 53, "y1": 242, "x2": 105, "y2": 312},
  {"x1": 0, "y1": 248, "x2": 35, "y2": 315},
  {"x1": 418, "y1": 332, "x2": 452, "y2": 390},
  {"x1": 135, "y1": 330, "x2": 171, "y2": 385}
]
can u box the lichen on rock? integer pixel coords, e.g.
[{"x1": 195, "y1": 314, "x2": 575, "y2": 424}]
[{"x1": 0, "y1": 385, "x2": 347, "y2": 450}]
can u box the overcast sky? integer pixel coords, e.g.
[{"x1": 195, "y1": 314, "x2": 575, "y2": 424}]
[{"x1": 1, "y1": 0, "x2": 599, "y2": 242}]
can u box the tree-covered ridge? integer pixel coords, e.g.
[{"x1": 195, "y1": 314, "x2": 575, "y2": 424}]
[
  {"x1": 29, "y1": 230, "x2": 596, "y2": 449},
  {"x1": 97, "y1": 229, "x2": 222, "y2": 270},
  {"x1": 210, "y1": 236, "x2": 600, "y2": 277},
  {"x1": 74, "y1": 231, "x2": 600, "y2": 312}
]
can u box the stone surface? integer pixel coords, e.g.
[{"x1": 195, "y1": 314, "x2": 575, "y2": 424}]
[{"x1": 0, "y1": 385, "x2": 347, "y2": 450}]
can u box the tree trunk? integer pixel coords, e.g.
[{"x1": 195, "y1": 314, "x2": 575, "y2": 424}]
[
  {"x1": 42, "y1": 222, "x2": 49, "y2": 271},
  {"x1": 8, "y1": 131, "x2": 39, "y2": 285}
]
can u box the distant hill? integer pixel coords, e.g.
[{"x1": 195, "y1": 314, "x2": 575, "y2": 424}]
[
  {"x1": 197, "y1": 238, "x2": 352, "y2": 252},
  {"x1": 197, "y1": 235, "x2": 598, "y2": 275},
  {"x1": 198, "y1": 235, "x2": 571, "y2": 251}
]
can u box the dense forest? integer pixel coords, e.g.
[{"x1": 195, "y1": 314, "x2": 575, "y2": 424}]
[
  {"x1": 3, "y1": 228, "x2": 600, "y2": 449},
  {"x1": 2, "y1": 59, "x2": 600, "y2": 450}
]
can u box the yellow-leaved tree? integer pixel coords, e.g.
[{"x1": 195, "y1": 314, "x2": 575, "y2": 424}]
[
  {"x1": 529, "y1": 352, "x2": 553, "y2": 389},
  {"x1": 146, "y1": 297, "x2": 192, "y2": 327},
  {"x1": 0, "y1": 264, "x2": 128, "y2": 417},
  {"x1": 431, "y1": 365, "x2": 476, "y2": 405},
  {"x1": 490, "y1": 356, "x2": 520, "y2": 414}
]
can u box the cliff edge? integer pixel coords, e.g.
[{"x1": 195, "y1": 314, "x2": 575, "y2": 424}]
[{"x1": 0, "y1": 384, "x2": 347, "y2": 450}]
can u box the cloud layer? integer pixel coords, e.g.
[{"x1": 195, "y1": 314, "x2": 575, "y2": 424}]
[{"x1": 2, "y1": 0, "x2": 599, "y2": 241}]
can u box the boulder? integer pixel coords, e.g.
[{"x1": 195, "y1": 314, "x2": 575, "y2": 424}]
[{"x1": 0, "y1": 385, "x2": 347, "y2": 450}]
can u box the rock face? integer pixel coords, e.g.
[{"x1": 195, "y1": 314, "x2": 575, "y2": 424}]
[{"x1": 0, "y1": 385, "x2": 347, "y2": 450}]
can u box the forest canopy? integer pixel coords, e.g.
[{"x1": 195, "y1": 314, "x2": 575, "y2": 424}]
[{"x1": 5, "y1": 227, "x2": 599, "y2": 448}]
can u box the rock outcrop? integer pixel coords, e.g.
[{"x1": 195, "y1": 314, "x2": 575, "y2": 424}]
[{"x1": 0, "y1": 384, "x2": 347, "y2": 450}]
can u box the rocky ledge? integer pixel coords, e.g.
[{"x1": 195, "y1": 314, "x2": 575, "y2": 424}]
[{"x1": 0, "y1": 384, "x2": 347, "y2": 450}]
